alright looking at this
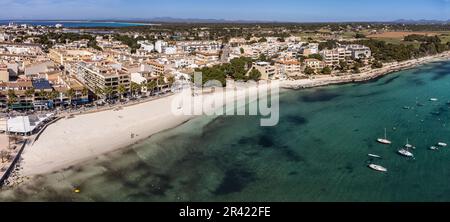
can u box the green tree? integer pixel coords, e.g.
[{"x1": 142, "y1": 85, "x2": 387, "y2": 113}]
[
  {"x1": 38, "y1": 90, "x2": 48, "y2": 101},
  {"x1": 25, "y1": 88, "x2": 35, "y2": 99},
  {"x1": 117, "y1": 84, "x2": 127, "y2": 99},
  {"x1": 240, "y1": 48, "x2": 245, "y2": 54},
  {"x1": 248, "y1": 69, "x2": 262, "y2": 81},
  {"x1": 66, "y1": 89, "x2": 75, "y2": 106},
  {"x1": 49, "y1": 91, "x2": 59, "y2": 101},
  {"x1": 82, "y1": 87, "x2": 89, "y2": 97},
  {"x1": 130, "y1": 82, "x2": 141, "y2": 97},
  {"x1": 321, "y1": 66, "x2": 332, "y2": 75},
  {"x1": 7, "y1": 90, "x2": 17, "y2": 106},
  {"x1": 167, "y1": 76, "x2": 175, "y2": 88},
  {"x1": 94, "y1": 87, "x2": 103, "y2": 100},
  {"x1": 157, "y1": 75, "x2": 166, "y2": 92},
  {"x1": 371, "y1": 60, "x2": 383, "y2": 69},
  {"x1": 147, "y1": 80, "x2": 157, "y2": 96},
  {"x1": 195, "y1": 66, "x2": 226, "y2": 87},
  {"x1": 304, "y1": 67, "x2": 315, "y2": 75},
  {"x1": 308, "y1": 54, "x2": 323, "y2": 61},
  {"x1": 339, "y1": 61, "x2": 349, "y2": 71},
  {"x1": 319, "y1": 40, "x2": 338, "y2": 50},
  {"x1": 258, "y1": 54, "x2": 268, "y2": 62},
  {"x1": 355, "y1": 33, "x2": 366, "y2": 39},
  {"x1": 103, "y1": 87, "x2": 114, "y2": 102}
]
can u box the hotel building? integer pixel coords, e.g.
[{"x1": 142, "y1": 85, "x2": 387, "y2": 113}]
[{"x1": 76, "y1": 62, "x2": 130, "y2": 98}]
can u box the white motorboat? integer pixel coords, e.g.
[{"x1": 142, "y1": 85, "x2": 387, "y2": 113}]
[
  {"x1": 368, "y1": 164, "x2": 388, "y2": 172},
  {"x1": 437, "y1": 142, "x2": 447, "y2": 147},
  {"x1": 398, "y1": 149, "x2": 414, "y2": 158},
  {"x1": 368, "y1": 154, "x2": 382, "y2": 159},
  {"x1": 377, "y1": 128, "x2": 392, "y2": 145},
  {"x1": 430, "y1": 98, "x2": 439, "y2": 102},
  {"x1": 429, "y1": 146, "x2": 439, "y2": 151}
]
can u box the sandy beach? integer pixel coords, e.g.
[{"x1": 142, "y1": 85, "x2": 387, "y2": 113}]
[
  {"x1": 17, "y1": 51, "x2": 450, "y2": 177},
  {"x1": 20, "y1": 81, "x2": 268, "y2": 176}
]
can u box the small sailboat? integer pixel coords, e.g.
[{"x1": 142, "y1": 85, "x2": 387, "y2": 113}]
[
  {"x1": 368, "y1": 164, "x2": 388, "y2": 172},
  {"x1": 405, "y1": 138, "x2": 415, "y2": 150},
  {"x1": 437, "y1": 142, "x2": 447, "y2": 147},
  {"x1": 368, "y1": 154, "x2": 382, "y2": 159},
  {"x1": 377, "y1": 128, "x2": 392, "y2": 145}
]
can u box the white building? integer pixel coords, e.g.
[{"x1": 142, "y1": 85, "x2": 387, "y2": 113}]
[
  {"x1": 174, "y1": 59, "x2": 195, "y2": 68},
  {"x1": 346, "y1": 44, "x2": 372, "y2": 60},
  {"x1": 163, "y1": 46, "x2": 177, "y2": 54},
  {"x1": 138, "y1": 41, "x2": 155, "y2": 52},
  {"x1": 304, "y1": 59, "x2": 325, "y2": 69},
  {"x1": 155, "y1": 40, "x2": 168, "y2": 53},
  {"x1": 0, "y1": 33, "x2": 10, "y2": 42},
  {"x1": 251, "y1": 62, "x2": 276, "y2": 80},
  {"x1": 320, "y1": 47, "x2": 351, "y2": 66}
]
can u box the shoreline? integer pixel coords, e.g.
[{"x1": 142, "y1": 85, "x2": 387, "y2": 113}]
[
  {"x1": 18, "y1": 82, "x2": 264, "y2": 177},
  {"x1": 13, "y1": 51, "x2": 450, "y2": 181},
  {"x1": 281, "y1": 51, "x2": 450, "y2": 89}
]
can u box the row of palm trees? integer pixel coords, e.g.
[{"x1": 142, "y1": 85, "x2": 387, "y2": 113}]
[
  {"x1": 6, "y1": 87, "x2": 89, "y2": 107},
  {"x1": 97, "y1": 75, "x2": 175, "y2": 101},
  {"x1": 4, "y1": 75, "x2": 176, "y2": 108}
]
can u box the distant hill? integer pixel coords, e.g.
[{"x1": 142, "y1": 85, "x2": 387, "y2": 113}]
[
  {"x1": 392, "y1": 19, "x2": 450, "y2": 24},
  {"x1": 138, "y1": 17, "x2": 281, "y2": 24}
]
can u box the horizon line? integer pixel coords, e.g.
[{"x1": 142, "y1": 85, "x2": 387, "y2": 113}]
[{"x1": 0, "y1": 17, "x2": 449, "y2": 24}]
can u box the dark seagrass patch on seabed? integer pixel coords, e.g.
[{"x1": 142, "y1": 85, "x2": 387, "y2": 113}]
[{"x1": 300, "y1": 89, "x2": 342, "y2": 103}]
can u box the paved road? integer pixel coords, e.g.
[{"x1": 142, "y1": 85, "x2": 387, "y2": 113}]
[{"x1": 221, "y1": 44, "x2": 231, "y2": 63}]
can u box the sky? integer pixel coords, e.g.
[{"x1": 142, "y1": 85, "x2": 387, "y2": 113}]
[{"x1": 0, "y1": 0, "x2": 448, "y2": 22}]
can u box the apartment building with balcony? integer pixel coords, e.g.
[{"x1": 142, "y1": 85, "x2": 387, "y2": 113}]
[
  {"x1": 304, "y1": 58, "x2": 326, "y2": 70},
  {"x1": 251, "y1": 61, "x2": 277, "y2": 80},
  {"x1": 76, "y1": 62, "x2": 130, "y2": 99},
  {"x1": 275, "y1": 59, "x2": 302, "y2": 77},
  {"x1": 319, "y1": 47, "x2": 352, "y2": 66},
  {"x1": 195, "y1": 51, "x2": 220, "y2": 66}
]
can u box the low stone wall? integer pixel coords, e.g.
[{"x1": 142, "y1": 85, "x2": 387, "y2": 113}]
[{"x1": 0, "y1": 140, "x2": 27, "y2": 187}]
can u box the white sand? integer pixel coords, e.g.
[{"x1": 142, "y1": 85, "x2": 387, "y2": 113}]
[
  {"x1": 21, "y1": 81, "x2": 271, "y2": 176},
  {"x1": 21, "y1": 95, "x2": 193, "y2": 176}
]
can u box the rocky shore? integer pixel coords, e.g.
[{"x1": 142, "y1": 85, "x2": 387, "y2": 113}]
[{"x1": 282, "y1": 51, "x2": 450, "y2": 89}]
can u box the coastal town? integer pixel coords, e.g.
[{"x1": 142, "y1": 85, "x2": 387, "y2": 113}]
[{"x1": 0, "y1": 21, "x2": 449, "y2": 187}]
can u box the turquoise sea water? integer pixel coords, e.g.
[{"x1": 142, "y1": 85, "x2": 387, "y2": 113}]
[
  {"x1": 2, "y1": 61, "x2": 450, "y2": 202},
  {"x1": 0, "y1": 21, "x2": 148, "y2": 28}
]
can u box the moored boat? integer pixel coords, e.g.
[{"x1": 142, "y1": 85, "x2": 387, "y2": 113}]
[
  {"x1": 398, "y1": 149, "x2": 414, "y2": 158},
  {"x1": 368, "y1": 164, "x2": 388, "y2": 172},
  {"x1": 405, "y1": 138, "x2": 415, "y2": 150},
  {"x1": 438, "y1": 142, "x2": 447, "y2": 147},
  {"x1": 368, "y1": 154, "x2": 382, "y2": 159},
  {"x1": 377, "y1": 128, "x2": 392, "y2": 145}
]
